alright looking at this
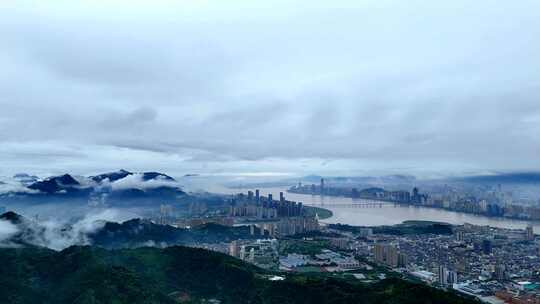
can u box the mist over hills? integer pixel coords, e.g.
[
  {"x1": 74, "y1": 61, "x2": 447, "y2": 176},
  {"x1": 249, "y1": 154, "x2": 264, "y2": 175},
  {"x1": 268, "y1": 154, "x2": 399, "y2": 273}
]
[
  {"x1": 227, "y1": 171, "x2": 540, "y2": 190},
  {"x1": 448, "y1": 172, "x2": 540, "y2": 185},
  {"x1": 0, "y1": 170, "x2": 185, "y2": 207},
  {"x1": 0, "y1": 211, "x2": 255, "y2": 250},
  {"x1": 307, "y1": 172, "x2": 540, "y2": 186}
]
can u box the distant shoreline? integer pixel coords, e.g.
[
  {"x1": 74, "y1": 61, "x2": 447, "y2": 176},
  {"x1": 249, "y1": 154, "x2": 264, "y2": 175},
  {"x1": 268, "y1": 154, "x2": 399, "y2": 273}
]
[
  {"x1": 304, "y1": 205, "x2": 333, "y2": 220},
  {"x1": 288, "y1": 188, "x2": 540, "y2": 224}
]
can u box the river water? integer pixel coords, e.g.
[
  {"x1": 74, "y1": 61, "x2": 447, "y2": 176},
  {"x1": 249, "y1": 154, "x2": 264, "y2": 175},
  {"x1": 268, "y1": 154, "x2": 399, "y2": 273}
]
[{"x1": 210, "y1": 186, "x2": 540, "y2": 233}]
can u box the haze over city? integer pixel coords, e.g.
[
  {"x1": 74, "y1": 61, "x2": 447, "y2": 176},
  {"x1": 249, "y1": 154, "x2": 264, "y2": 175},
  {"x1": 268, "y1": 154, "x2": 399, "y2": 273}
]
[{"x1": 2, "y1": 2, "x2": 540, "y2": 304}]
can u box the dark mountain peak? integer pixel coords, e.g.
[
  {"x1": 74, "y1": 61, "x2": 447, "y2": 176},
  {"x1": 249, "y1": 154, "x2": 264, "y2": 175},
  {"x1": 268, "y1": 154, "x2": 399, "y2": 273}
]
[
  {"x1": 142, "y1": 172, "x2": 175, "y2": 182},
  {"x1": 0, "y1": 211, "x2": 25, "y2": 224},
  {"x1": 91, "y1": 169, "x2": 133, "y2": 183},
  {"x1": 27, "y1": 174, "x2": 80, "y2": 194},
  {"x1": 54, "y1": 174, "x2": 80, "y2": 185},
  {"x1": 5, "y1": 170, "x2": 183, "y2": 205}
]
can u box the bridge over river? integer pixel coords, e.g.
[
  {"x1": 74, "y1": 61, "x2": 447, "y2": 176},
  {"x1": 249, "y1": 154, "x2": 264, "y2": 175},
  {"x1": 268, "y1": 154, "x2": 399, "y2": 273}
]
[{"x1": 303, "y1": 200, "x2": 399, "y2": 208}]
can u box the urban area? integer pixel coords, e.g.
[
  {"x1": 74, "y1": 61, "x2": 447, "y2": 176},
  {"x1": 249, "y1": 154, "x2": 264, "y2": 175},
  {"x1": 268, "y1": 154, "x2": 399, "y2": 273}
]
[{"x1": 153, "y1": 188, "x2": 540, "y2": 304}]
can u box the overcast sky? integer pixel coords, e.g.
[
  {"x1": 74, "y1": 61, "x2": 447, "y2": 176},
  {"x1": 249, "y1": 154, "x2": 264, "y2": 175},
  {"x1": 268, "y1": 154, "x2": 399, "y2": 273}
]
[{"x1": 0, "y1": 1, "x2": 539, "y2": 178}]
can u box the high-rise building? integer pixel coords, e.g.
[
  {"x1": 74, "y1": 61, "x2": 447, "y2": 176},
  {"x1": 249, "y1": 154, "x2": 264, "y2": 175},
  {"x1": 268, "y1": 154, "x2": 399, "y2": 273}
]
[
  {"x1": 373, "y1": 244, "x2": 400, "y2": 268},
  {"x1": 411, "y1": 187, "x2": 424, "y2": 204},
  {"x1": 495, "y1": 264, "x2": 506, "y2": 281},
  {"x1": 239, "y1": 246, "x2": 246, "y2": 260},
  {"x1": 229, "y1": 241, "x2": 240, "y2": 258},
  {"x1": 374, "y1": 244, "x2": 385, "y2": 263},
  {"x1": 447, "y1": 270, "x2": 458, "y2": 285},
  {"x1": 248, "y1": 248, "x2": 255, "y2": 262},
  {"x1": 159, "y1": 204, "x2": 173, "y2": 225},
  {"x1": 455, "y1": 231, "x2": 465, "y2": 242},
  {"x1": 320, "y1": 178, "x2": 325, "y2": 194},
  {"x1": 525, "y1": 225, "x2": 535, "y2": 241},
  {"x1": 398, "y1": 253, "x2": 408, "y2": 268},
  {"x1": 482, "y1": 239, "x2": 492, "y2": 255},
  {"x1": 279, "y1": 192, "x2": 285, "y2": 202},
  {"x1": 386, "y1": 246, "x2": 399, "y2": 267},
  {"x1": 359, "y1": 228, "x2": 373, "y2": 238},
  {"x1": 438, "y1": 265, "x2": 448, "y2": 286},
  {"x1": 255, "y1": 189, "x2": 260, "y2": 203}
]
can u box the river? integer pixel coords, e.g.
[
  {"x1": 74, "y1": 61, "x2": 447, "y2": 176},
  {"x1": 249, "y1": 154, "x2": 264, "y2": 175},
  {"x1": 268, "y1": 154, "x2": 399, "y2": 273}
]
[{"x1": 209, "y1": 186, "x2": 540, "y2": 233}]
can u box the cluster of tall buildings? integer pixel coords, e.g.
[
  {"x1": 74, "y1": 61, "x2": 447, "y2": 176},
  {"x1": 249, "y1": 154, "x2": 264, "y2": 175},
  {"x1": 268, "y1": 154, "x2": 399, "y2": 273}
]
[
  {"x1": 438, "y1": 265, "x2": 459, "y2": 286},
  {"x1": 293, "y1": 178, "x2": 327, "y2": 195},
  {"x1": 250, "y1": 216, "x2": 320, "y2": 238},
  {"x1": 229, "y1": 190, "x2": 304, "y2": 219},
  {"x1": 290, "y1": 182, "x2": 429, "y2": 205},
  {"x1": 229, "y1": 239, "x2": 278, "y2": 269},
  {"x1": 156, "y1": 204, "x2": 174, "y2": 225},
  {"x1": 373, "y1": 244, "x2": 408, "y2": 268},
  {"x1": 428, "y1": 185, "x2": 540, "y2": 220}
]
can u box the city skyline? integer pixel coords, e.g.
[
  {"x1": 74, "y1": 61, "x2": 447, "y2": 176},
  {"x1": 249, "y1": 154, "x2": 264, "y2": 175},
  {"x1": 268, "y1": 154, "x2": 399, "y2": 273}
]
[{"x1": 1, "y1": 2, "x2": 539, "y2": 304}]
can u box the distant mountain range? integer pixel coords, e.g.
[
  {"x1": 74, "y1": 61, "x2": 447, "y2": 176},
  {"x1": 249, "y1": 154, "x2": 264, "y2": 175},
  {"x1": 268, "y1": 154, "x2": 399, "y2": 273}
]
[
  {"x1": 227, "y1": 174, "x2": 417, "y2": 189},
  {"x1": 448, "y1": 172, "x2": 540, "y2": 184},
  {"x1": 301, "y1": 174, "x2": 417, "y2": 184},
  {"x1": 228, "y1": 172, "x2": 540, "y2": 190},
  {"x1": 305, "y1": 172, "x2": 540, "y2": 186},
  {"x1": 0, "y1": 170, "x2": 185, "y2": 206}
]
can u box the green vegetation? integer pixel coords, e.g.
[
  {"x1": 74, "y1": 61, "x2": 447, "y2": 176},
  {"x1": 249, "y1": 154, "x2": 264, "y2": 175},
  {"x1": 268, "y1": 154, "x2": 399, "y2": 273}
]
[
  {"x1": 330, "y1": 221, "x2": 453, "y2": 236},
  {"x1": 373, "y1": 221, "x2": 453, "y2": 235},
  {"x1": 279, "y1": 239, "x2": 330, "y2": 256},
  {"x1": 89, "y1": 219, "x2": 257, "y2": 248},
  {"x1": 0, "y1": 245, "x2": 477, "y2": 304},
  {"x1": 304, "y1": 206, "x2": 333, "y2": 220}
]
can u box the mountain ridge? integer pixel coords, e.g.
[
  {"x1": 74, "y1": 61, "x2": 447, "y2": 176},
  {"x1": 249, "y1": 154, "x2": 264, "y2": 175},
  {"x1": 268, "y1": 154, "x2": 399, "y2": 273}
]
[
  {"x1": 0, "y1": 245, "x2": 477, "y2": 304},
  {"x1": 0, "y1": 170, "x2": 185, "y2": 206}
]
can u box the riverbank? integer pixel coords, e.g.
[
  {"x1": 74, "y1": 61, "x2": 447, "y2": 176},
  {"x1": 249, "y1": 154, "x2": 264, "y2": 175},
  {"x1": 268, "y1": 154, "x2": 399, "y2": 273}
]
[
  {"x1": 211, "y1": 186, "x2": 539, "y2": 232},
  {"x1": 288, "y1": 188, "x2": 540, "y2": 223},
  {"x1": 304, "y1": 205, "x2": 333, "y2": 220}
]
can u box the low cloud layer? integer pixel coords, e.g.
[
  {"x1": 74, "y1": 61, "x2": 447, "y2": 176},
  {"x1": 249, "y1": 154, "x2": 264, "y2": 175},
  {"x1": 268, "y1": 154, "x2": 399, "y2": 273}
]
[
  {"x1": 0, "y1": 220, "x2": 18, "y2": 245},
  {"x1": 0, "y1": 209, "x2": 133, "y2": 250},
  {"x1": 1, "y1": 1, "x2": 539, "y2": 177},
  {"x1": 108, "y1": 173, "x2": 180, "y2": 191}
]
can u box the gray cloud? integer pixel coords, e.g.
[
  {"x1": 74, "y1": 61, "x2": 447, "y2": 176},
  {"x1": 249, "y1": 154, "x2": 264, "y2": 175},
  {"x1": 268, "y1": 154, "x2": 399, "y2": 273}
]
[{"x1": 0, "y1": 1, "x2": 539, "y2": 177}]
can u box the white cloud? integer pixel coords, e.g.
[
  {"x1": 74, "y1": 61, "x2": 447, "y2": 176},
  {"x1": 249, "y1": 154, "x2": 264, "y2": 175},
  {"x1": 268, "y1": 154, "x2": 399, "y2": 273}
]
[
  {"x1": 0, "y1": 178, "x2": 39, "y2": 195},
  {"x1": 0, "y1": 220, "x2": 19, "y2": 243},
  {"x1": 0, "y1": 209, "x2": 135, "y2": 250},
  {"x1": 0, "y1": 1, "x2": 539, "y2": 176},
  {"x1": 108, "y1": 173, "x2": 180, "y2": 191}
]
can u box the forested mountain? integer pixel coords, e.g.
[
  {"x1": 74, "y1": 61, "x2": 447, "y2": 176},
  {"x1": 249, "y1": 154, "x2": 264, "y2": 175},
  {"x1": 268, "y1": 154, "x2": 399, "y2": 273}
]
[{"x1": 0, "y1": 245, "x2": 477, "y2": 304}]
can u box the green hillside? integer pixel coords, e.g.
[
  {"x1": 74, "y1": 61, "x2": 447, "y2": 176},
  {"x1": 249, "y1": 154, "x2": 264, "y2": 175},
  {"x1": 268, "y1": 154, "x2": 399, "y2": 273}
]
[{"x1": 0, "y1": 246, "x2": 477, "y2": 304}]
